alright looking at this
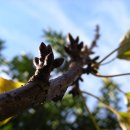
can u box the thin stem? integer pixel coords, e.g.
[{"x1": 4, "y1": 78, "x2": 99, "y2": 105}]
[
  {"x1": 81, "y1": 91, "x2": 102, "y2": 102},
  {"x1": 102, "y1": 78, "x2": 126, "y2": 95},
  {"x1": 98, "y1": 46, "x2": 120, "y2": 64},
  {"x1": 116, "y1": 87, "x2": 125, "y2": 95},
  {"x1": 89, "y1": 25, "x2": 100, "y2": 52},
  {"x1": 81, "y1": 91, "x2": 125, "y2": 130},
  {"x1": 81, "y1": 91, "x2": 119, "y2": 115},
  {"x1": 79, "y1": 90, "x2": 101, "y2": 130},
  {"x1": 100, "y1": 57, "x2": 116, "y2": 66},
  {"x1": 93, "y1": 73, "x2": 130, "y2": 78}
]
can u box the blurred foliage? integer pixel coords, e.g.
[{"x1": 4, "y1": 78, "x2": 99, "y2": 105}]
[
  {"x1": 44, "y1": 30, "x2": 69, "y2": 72},
  {"x1": 0, "y1": 39, "x2": 5, "y2": 65},
  {"x1": 4, "y1": 54, "x2": 35, "y2": 82},
  {"x1": 93, "y1": 79, "x2": 121, "y2": 129},
  {"x1": 44, "y1": 30, "x2": 66, "y2": 57},
  {"x1": 1, "y1": 96, "x2": 95, "y2": 130},
  {"x1": 0, "y1": 30, "x2": 124, "y2": 130}
]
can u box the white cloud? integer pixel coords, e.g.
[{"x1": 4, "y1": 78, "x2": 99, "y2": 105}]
[{"x1": 11, "y1": 0, "x2": 90, "y2": 43}]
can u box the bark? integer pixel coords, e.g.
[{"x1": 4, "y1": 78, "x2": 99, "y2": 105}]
[{"x1": 0, "y1": 62, "x2": 82, "y2": 121}]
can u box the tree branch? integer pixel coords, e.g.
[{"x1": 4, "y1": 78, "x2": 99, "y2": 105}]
[
  {"x1": 0, "y1": 62, "x2": 82, "y2": 121},
  {"x1": 0, "y1": 34, "x2": 93, "y2": 121}
]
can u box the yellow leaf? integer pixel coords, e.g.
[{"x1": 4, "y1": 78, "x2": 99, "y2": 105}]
[
  {"x1": 124, "y1": 92, "x2": 130, "y2": 108},
  {"x1": 118, "y1": 112, "x2": 130, "y2": 130},
  {"x1": 0, "y1": 77, "x2": 24, "y2": 126},
  {"x1": 0, "y1": 77, "x2": 24, "y2": 93},
  {"x1": 117, "y1": 30, "x2": 130, "y2": 60},
  {"x1": 0, "y1": 117, "x2": 12, "y2": 126}
]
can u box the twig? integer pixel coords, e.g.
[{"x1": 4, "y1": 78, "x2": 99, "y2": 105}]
[
  {"x1": 98, "y1": 47, "x2": 120, "y2": 64},
  {"x1": 89, "y1": 25, "x2": 100, "y2": 52},
  {"x1": 93, "y1": 73, "x2": 130, "y2": 78},
  {"x1": 102, "y1": 78, "x2": 126, "y2": 95},
  {"x1": 79, "y1": 90, "x2": 101, "y2": 130},
  {"x1": 100, "y1": 57, "x2": 116, "y2": 66},
  {"x1": 98, "y1": 38, "x2": 128, "y2": 65},
  {"x1": 0, "y1": 62, "x2": 83, "y2": 121},
  {"x1": 116, "y1": 87, "x2": 126, "y2": 95},
  {"x1": 81, "y1": 91, "x2": 119, "y2": 116}
]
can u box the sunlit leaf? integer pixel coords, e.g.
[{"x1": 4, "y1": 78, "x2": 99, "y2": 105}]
[
  {"x1": 0, "y1": 77, "x2": 24, "y2": 93},
  {"x1": 98, "y1": 98, "x2": 130, "y2": 130},
  {"x1": 117, "y1": 30, "x2": 130, "y2": 60},
  {"x1": 0, "y1": 77, "x2": 24, "y2": 126},
  {"x1": 118, "y1": 112, "x2": 130, "y2": 130},
  {"x1": 124, "y1": 92, "x2": 130, "y2": 107},
  {"x1": 125, "y1": 92, "x2": 130, "y2": 98},
  {"x1": 0, "y1": 117, "x2": 12, "y2": 126}
]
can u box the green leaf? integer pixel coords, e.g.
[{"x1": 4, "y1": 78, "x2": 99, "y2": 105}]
[{"x1": 117, "y1": 30, "x2": 130, "y2": 60}]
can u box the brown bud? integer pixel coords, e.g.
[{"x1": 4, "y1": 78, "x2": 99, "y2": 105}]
[
  {"x1": 78, "y1": 42, "x2": 83, "y2": 50},
  {"x1": 33, "y1": 57, "x2": 39, "y2": 66},
  {"x1": 92, "y1": 56, "x2": 100, "y2": 61},
  {"x1": 68, "y1": 33, "x2": 74, "y2": 43},
  {"x1": 39, "y1": 42, "x2": 46, "y2": 52},
  {"x1": 64, "y1": 46, "x2": 71, "y2": 55},
  {"x1": 75, "y1": 36, "x2": 79, "y2": 43},
  {"x1": 53, "y1": 58, "x2": 64, "y2": 68},
  {"x1": 45, "y1": 52, "x2": 54, "y2": 66}
]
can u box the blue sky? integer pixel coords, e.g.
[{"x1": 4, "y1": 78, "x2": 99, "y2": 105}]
[
  {"x1": 0, "y1": 0, "x2": 130, "y2": 110},
  {"x1": 0, "y1": 0, "x2": 130, "y2": 56}
]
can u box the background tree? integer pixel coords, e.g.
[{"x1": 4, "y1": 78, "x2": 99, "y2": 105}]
[
  {"x1": 0, "y1": 29, "x2": 126, "y2": 130},
  {"x1": 0, "y1": 40, "x2": 5, "y2": 65}
]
